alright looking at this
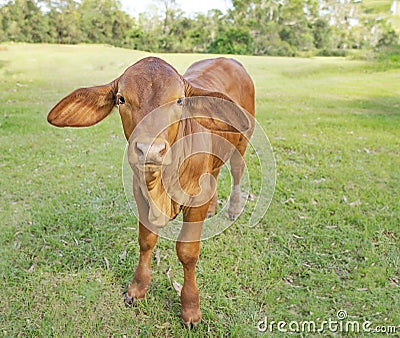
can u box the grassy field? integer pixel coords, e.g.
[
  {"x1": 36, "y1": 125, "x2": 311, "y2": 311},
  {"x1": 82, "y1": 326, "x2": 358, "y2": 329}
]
[{"x1": 1, "y1": 44, "x2": 399, "y2": 336}]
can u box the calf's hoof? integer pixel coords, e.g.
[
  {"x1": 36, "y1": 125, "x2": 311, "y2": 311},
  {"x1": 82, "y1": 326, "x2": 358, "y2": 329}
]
[
  {"x1": 227, "y1": 211, "x2": 239, "y2": 221},
  {"x1": 124, "y1": 283, "x2": 147, "y2": 307},
  {"x1": 206, "y1": 211, "x2": 215, "y2": 218},
  {"x1": 181, "y1": 307, "x2": 201, "y2": 329},
  {"x1": 124, "y1": 292, "x2": 136, "y2": 307}
]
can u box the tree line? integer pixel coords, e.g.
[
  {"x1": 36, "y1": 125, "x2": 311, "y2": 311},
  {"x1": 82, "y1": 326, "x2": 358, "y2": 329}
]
[{"x1": 0, "y1": 0, "x2": 398, "y2": 56}]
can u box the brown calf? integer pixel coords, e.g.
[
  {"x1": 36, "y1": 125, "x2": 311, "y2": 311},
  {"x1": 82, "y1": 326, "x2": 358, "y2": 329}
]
[{"x1": 48, "y1": 57, "x2": 255, "y2": 327}]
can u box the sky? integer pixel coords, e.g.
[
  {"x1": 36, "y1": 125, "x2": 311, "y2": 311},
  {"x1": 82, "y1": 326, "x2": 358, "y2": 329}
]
[{"x1": 119, "y1": 0, "x2": 232, "y2": 17}]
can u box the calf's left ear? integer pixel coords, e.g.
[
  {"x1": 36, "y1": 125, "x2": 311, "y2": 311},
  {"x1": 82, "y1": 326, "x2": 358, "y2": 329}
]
[
  {"x1": 47, "y1": 81, "x2": 117, "y2": 127},
  {"x1": 184, "y1": 83, "x2": 254, "y2": 135}
]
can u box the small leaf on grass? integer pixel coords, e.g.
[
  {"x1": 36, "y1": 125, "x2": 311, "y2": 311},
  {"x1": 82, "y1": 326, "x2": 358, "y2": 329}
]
[
  {"x1": 311, "y1": 198, "x2": 318, "y2": 205},
  {"x1": 241, "y1": 192, "x2": 256, "y2": 201},
  {"x1": 164, "y1": 266, "x2": 171, "y2": 281},
  {"x1": 283, "y1": 198, "x2": 295, "y2": 204},
  {"x1": 363, "y1": 147, "x2": 371, "y2": 154},
  {"x1": 173, "y1": 280, "x2": 182, "y2": 297},
  {"x1": 27, "y1": 258, "x2": 38, "y2": 273},
  {"x1": 119, "y1": 250, "x2": 127, "y2": 260},
  {"x1": 155, "y1": 249, "x2": 161, "y2": 267},
  {"x1": 283, "y1": 277, "x2": 293, "y2": 285},
  {"x1": 104, "y1": 257, "x2": 110, "y2": 270},
  {"x1": 382, "y1": 231, "x2": 396, "y2": 239},
  {"x1": 348, "y1": 199, "x2": 361, "y2": 207},
  {"x1": 313, "y1": 178, "x2": 326, "y2": 184},
  {"x1": 155, "y1": 322, "x2": 172, "y2": 329},
  {"x1": 343, "y1": 195, "x2": 361, "y2": 207},
  {"x1": 247, "y1": 193, "x2": 256, "y2": 201}
]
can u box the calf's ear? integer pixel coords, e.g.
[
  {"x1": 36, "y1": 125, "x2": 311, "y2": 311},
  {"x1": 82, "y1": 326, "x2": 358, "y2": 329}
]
[
  {"x1": 47, "y1": 80, "x2": 117, "y2": 127},
  {"x1": 184, "y1": 82, "x2": 254, "y2": 135}
]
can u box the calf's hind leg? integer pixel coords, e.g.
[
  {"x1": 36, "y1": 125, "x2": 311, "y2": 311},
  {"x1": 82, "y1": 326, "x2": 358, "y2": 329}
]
[
  {"x1": 125, "y1": 222, "x2": 158, "y2": 305},
  {"x1": 206, "y1": 168, "x2": 220, "y2": 217},
  {"x1": 228, "y1": 146, "x2": 247, "y2": 220}
]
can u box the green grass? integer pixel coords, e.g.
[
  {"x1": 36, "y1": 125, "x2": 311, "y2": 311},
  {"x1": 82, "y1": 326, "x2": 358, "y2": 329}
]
[{"x1": 1, "y1": 43, "x2": 399, "y2": 336}]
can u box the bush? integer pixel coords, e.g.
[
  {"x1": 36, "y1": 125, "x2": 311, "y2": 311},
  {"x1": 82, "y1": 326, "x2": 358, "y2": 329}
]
[
  {"x1": 208, "y1": 28, "x2": 253, "y2": 55},
  {"x1": 374, "y1": 46, "x2": 400, "y2": 70},
  {"x1": 316, "y1": 49, "x2": 348, "y2": 57}
]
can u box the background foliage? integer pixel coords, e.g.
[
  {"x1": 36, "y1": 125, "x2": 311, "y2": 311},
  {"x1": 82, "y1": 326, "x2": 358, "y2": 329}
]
[{"x1": 0, "y1": 0, "x2": 399, "y2": 56}]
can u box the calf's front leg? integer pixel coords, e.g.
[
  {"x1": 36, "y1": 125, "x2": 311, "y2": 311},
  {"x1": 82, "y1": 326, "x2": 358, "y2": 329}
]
[
  {"x1": 177, "y1": 206, "x2": 206, "y2": 327},
  {"x1": 176, "y1": 240, "x2": 201, "y2": 327},
  {"x1": 125, "y1": 222, "x2": 158, "y2": 305}
]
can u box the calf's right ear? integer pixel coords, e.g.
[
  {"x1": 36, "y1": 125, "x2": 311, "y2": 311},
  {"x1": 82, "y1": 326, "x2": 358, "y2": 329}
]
[{"x1": 47, "y1": 81, "x2": 117, "y2": 127}]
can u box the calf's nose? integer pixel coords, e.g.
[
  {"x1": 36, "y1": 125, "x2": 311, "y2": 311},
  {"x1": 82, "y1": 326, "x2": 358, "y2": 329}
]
[{"x1": 135, "y1": 141, "x2": 169, "y2": 165}]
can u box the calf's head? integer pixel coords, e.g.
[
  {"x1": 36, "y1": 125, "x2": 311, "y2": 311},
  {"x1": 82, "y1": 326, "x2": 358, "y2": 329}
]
[{"x1": 48, "y1": 57, "x2": 253, "y2": 175}]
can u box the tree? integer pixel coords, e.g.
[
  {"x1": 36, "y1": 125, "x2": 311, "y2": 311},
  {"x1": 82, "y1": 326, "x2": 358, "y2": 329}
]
[
  {"x1": 79, "y1": 0, "x2": 118, "y2": 44},
  {"x1": 312, "y1": 18, "x2": 331, "y2": 49},
  {"x1": 209, "y1": 27, "x2": 253, "y2": 54},
  {"x1": 278, "y1": 0, "x2": 315, "y2": 51},
  {"x1": 0, "y1": 0, "x2": 397, "y2": 55},
  {"x1": 44, "y1": 0, "x2": 83, "y2": 44},
  {"x1": 1, "y1": 0, "x2": 47, "y2": 42},
  {"x1": 189, "y1": 10, "x2": 223, "y2": 52}
]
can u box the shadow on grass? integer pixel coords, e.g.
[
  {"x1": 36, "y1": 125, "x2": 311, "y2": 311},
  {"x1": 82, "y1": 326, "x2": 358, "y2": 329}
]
[
  {"x1": 306, "y1": 95, "x2": 400, "y2": 120},
  {"x1": 347, "y1": 96, "x2": 400, "y2": 117},
  {"x1": 0, "y1": 59, "x2": 9, "y2": 69}
]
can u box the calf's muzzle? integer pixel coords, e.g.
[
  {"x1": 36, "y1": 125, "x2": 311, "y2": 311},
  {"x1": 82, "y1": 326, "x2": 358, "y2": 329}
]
[{"x1": 129, "y1": 138, "x2": 172, "y2": 169}]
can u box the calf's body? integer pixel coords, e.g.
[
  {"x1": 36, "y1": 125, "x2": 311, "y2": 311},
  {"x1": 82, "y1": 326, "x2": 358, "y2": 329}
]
[{"x1": 48, "y1": 57, "x2": 255, "y2": 327}]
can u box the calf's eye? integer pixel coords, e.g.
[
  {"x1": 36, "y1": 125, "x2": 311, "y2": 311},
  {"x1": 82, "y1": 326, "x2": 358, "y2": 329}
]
[
  {"x1": 177, "y1": 98, "x2": 183, "y2": 105},
  {"x1": 117, "y1": 96, "x2": 125, "y2": 105}
]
